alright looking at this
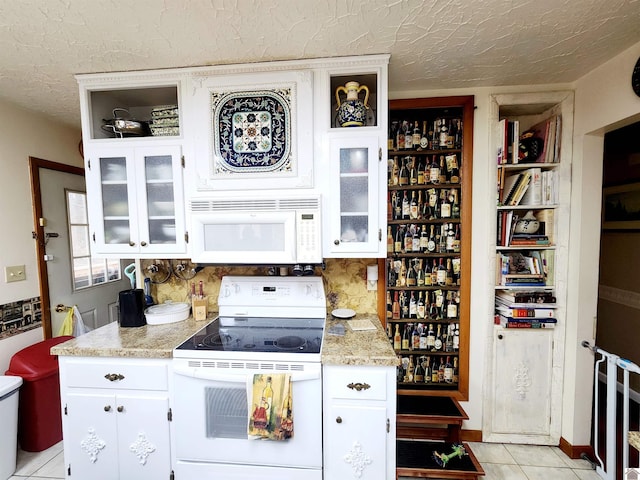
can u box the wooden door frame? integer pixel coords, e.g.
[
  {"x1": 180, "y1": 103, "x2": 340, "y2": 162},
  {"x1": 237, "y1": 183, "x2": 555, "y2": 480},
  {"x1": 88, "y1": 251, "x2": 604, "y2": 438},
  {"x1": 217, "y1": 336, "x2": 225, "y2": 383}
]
[{"x1": 29, "y1": 157, "x2": 84, "y2": 339}]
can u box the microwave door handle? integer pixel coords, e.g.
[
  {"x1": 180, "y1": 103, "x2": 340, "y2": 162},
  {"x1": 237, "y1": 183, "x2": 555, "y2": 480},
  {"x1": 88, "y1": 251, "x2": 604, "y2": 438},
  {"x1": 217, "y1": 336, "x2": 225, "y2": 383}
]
[{"x1": 173, "y1": 366, "x2": 321, "y2": 382}]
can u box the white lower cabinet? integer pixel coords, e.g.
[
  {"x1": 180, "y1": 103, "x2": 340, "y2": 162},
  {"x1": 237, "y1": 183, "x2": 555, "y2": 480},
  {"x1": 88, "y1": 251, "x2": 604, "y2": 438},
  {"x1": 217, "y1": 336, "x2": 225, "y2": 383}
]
[
  {"x1": 58, "y1": 357, "x2": 171, "y2": 480},
  {"x1": 323, "y1": 365, "x2": 396, "y2": 480}
]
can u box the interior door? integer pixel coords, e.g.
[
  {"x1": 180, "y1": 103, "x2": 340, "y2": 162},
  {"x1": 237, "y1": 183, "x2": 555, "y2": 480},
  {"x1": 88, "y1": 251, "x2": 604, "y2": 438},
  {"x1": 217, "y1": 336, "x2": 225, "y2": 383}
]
[{"x1": 39, "y1": 167, "x2": 130, "y2": 334}]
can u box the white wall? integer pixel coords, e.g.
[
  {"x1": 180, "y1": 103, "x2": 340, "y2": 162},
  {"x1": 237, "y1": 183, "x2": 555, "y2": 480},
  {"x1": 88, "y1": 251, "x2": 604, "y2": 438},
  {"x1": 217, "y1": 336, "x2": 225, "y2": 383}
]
[
  {"x1": 563, "y1": 41, "x2": 640, "y2": 446},
  {"x1": 0, "y1": 99, "x2": 81, "y2": 372}
]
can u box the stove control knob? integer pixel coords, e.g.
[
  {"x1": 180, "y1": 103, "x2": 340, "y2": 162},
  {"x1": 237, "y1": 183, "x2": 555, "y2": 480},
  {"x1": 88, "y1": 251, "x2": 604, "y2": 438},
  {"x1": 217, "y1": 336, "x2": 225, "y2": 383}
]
[{"x1": 336, "y1": 416, "x2": 342, "y2": 424}]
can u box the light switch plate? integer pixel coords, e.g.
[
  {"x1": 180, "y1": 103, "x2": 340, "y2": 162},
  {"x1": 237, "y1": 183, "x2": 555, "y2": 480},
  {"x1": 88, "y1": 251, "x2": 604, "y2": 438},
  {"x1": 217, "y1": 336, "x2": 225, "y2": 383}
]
[{"x1": 5, "y1": 265, "x2": 26, "y2": 283}]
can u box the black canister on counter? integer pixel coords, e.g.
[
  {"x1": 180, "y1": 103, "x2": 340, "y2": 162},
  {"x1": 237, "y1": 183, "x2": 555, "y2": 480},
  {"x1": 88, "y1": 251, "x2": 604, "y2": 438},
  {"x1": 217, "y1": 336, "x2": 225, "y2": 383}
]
[{"x1": 118, "y1": 289, "x2": 147, "y2": 327}]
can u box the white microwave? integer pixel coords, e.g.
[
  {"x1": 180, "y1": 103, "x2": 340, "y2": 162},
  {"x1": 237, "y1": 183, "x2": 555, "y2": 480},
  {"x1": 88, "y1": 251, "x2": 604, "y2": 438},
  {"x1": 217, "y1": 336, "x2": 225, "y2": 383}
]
[{"x1": 189, "y1": 195, "x2": 322, "y2": 265}]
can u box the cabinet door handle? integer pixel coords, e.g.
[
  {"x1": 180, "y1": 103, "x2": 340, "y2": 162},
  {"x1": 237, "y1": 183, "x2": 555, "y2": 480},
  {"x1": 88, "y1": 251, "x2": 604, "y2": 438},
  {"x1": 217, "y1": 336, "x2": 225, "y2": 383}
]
[
  {"x1": 104, "y1": 405, "x2": 111, "y2": 412},
  {"x1": 104, "y1": 373, "x2": 124, "y2": 382},
  {"x1": 117, "y1": 406, "x2": 124, "y2": 413},
  {"x1": 347, "y1": 382, "x2": 371, "y2": 391},
  {"x1": 498, "y1": 334, "x2": 504, "y2": 340},
  {"x1": 336, "y1": 416, "x2": 342, "y2": 424},
  {"x1": 141, "y1": 241, "x2": 147, "y2": 247},
  {"x1": 334, "y1": 239, "x2": 340, "y2": 245},
  {"x1": 129, "y1": 241, "x2": 136, "y2": 247}
]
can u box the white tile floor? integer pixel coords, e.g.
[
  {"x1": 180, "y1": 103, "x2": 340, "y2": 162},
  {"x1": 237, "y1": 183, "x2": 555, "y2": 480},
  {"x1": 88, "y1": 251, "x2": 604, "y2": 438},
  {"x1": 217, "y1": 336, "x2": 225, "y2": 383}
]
[{"x1": 9, "y1": 441, "x2": 603, "y2": 479}]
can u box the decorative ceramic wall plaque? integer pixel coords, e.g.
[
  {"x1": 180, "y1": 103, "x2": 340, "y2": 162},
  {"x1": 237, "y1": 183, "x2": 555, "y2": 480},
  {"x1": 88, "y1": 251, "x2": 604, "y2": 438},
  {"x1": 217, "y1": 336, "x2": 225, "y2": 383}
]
[{"x1": 211, "y1": 87, "x2": 295, "y2": 176}]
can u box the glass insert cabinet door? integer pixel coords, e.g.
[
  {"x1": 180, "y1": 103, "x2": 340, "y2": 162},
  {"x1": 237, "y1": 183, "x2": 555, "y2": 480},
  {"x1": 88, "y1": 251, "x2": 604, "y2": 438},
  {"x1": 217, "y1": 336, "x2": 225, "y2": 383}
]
[{"x1": 329, "y1": 136, "x2": 381, "y2": 254}]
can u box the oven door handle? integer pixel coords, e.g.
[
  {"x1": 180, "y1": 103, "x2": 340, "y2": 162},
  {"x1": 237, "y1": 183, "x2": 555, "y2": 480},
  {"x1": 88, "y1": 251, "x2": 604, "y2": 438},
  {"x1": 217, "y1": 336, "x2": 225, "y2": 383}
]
[{"x1": 173, "y1": 366, "x2": 321, "y2": 382}]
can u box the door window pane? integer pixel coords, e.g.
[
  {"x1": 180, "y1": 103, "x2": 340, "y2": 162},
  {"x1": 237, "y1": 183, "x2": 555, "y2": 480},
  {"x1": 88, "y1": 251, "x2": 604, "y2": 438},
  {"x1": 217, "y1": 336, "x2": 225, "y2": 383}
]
[{"x1": 66, "y1": 190, "x2": 121, "y2": 290}]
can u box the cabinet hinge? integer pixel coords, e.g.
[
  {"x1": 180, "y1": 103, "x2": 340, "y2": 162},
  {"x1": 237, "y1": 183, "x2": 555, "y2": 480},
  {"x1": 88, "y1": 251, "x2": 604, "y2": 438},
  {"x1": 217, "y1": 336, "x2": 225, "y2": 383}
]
[
  {"x1": 67, "y1": 465, "x2": 71, "y2": 476},
  {"x1": 170, "y1": 470, "x2": 175, "y2": 480},
  {"x1": 64, "y1": 404, "x2": 68, "y2": 415},
  {"x1": 184, "y1": 231, "x2": 189, "y2": 244},
  {"x1": 87, "y1": 159, "x2": 91, "y2": 170},
  {"x1": 92, "y1": 232, "x2": 96, "y2": 243},
  {"x1": 181, "y1": 155, "x2": 185, "y2": 168},
  {"x1": 386, "y1": 418, "x2": 390, "y2": 433},
  {"x1": 378, "y1": 147, "x2": 382, "y2": 162},
  {"x1": 168, "y1": 407, "x2": 173, "y2": 422},
  {"x1": 378, "y1": 228, "x2": 382, "y2": 241}
]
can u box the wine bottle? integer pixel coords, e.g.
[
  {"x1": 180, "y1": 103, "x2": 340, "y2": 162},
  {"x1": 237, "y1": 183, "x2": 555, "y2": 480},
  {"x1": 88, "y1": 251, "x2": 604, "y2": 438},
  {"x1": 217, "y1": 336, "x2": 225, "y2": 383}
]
[
  {"x1": 406, "y1": 259, "x2": 416, "y2": 287},
  {"x1": 417, "y1": 189, "x2": 424, "y2": 218},
  {"x1": 445, "y1": 323, "x2": 454, "y2": 352},
  {"x1": 453, "y1": 324, "x2": 460, "y2": 351},
  {"x1": 436, "y1": 258, "x2": 446, "y2": 286},
  {"x1": 411, "y1": 321, "x2": 420, "y2": 347},
  {"x1": 438, "y1": 118, "x2": 449, "y2": 149},
  {"x1": 388, "y1": 259, "x2": 397, "y2": 287},
  {"x1": 387, "y1": 226, "x2": 394, "y2": 254},
  {"x1": 389, "y1": 121, "x2": 398, "y2": 151},
  {"x1": 404, "y1": 121, "x2": 413, "y2": 150},
  {"x1": 386, "y1": 290, "x2": 393, "y2": 319},
  {"x1": 431, "y1": 358, "x2": 440, "y2": 383},
  {"x1": 439, "y1": 155, "x2": 447, "y2": 184},
  {"x1": 444, "y1": 355, "x2": 453, "y2": 383},
  {"x1": 393, "y1": 323, "x2": 401, "y2": 350},
  {"x1": 424, "y1": 356, "x2": 431, "y2": 383},
  {"x1": 452, "y1": 224, "x2": 461, "y2": 253},
  {"x1": 446, "y1": 120, "x2": 455, "y2": 149},
  {"x1": 407, "y1": 355, "x2": 415, "y2": 382},
  {"x1": 394, "y1": 191, "x2": 402, "y2": 221},
  {"x1": 451, "y1": 189, "x2": 460, "y2": 219},
  {"x1": 394, "y1": 225, "x2": 403, "y2": 253},
  {"x1": 392, "y1": 292, "x2": 400, "y2": 320},
  {"x1": 399, "y1": 258, "x2": 407, "y2": 287},
  {"x1": 409, "y1": 157, "x2": 418, "y2": 186},
  {"x1": 402, "y1": 191, "x2": 410, "y2": 220},
  {"x1": 430, "y1": 259, "x2": 438, "y2": 286},
  {"x1": 418, "y1": 320, "x2": 427, "y2": 347},
  {"x1": 435, "y1": 290, "x2": 445, "y2": 320},
  {"x1": 423, "y1": 260, "x2": 432, "y2": 287},
  {"x1": 416, "y1": 259, "x2": 425, "y2": 287},
  {"x1": 409, "y1": 293, "x2": 417, "y2": 320},
  {"x1": 419, "y1": 225, "x2": 429, "y2": 252},
  {"x1": 428, "y1": 188, "x2": 439, "y2": 219},
  {"x1": 402, "y1": 323, "x2": 410, "y2": 350},
  {"x1": 453, "y1": 357, "x2": 459, "y2": 383},
  {"x1": 420, "y1": 120, "x2": 429, "y2": 150},
  {"x1": 417, "y1": 156, "x2": 426, "y2": 185},
  {"x1": 428, "y1": 154, "x2": 440, "y2": 184},
  {"x1": 409, "y1": 190, "x2": 419, "y2": 219},
  {"x1": 446, "y1": 259, "x2": 454, "y2": 287},
  {"x1": 434, "y1": 324, "x2": 443, "y2": 351},
  {"x1": 427, "y1": 225, "x2": 436, "y2": 253},
  {"x1": 412, "y1": 121, "x2": 421, "y2": 149},
  {"x1": 440, "y1": 190, "x2": 451, "y2": 218},
  {"x1": 403, "y1": 226, "x2": 413, "y2": 253},
  {"x1": 438, "y1": 357, "x2": 445, "y2": 383},
  {"x1": 396, "y1": 122, "x2": 405, "y2": 151},
  {"x1": 391, "y1": 156, "x2": 400, "y2": 185},
  {"x1": 387, "y1": 191, "x2": 393, "y2": 221},
  {"x1": 400, "y1": 291, "x2": 409, "y2": 319},
  {"x1": 446, "y1": 153, "x2": 460, "y2": 184},
  {"x1": 446, "y1": 290, "x2": 457, "y2": 318},
  {"x1": 414, "y1": 357, "x2": 425, "y2": 383},
  {"x1": 411, "y1": 227, "x2": 420, "y2": 252},
  {"x1": 398, "y1": 157, "x2": 409, "y2": 186},
  {"x1": 437, "y1": 224, "x2": 447, "y2": 254},
  {"x1": 426, "y1": 323, "x2": 435, "y2": 350},
  {"x1": 446, "y1": 222, "x2": 455, "y2": 252}
]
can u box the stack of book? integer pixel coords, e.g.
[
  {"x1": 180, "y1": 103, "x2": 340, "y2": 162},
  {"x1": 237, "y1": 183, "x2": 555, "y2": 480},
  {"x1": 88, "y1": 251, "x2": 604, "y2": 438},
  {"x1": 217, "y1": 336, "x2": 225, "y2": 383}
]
[
  {"x1": 495, "y1": 290, "x2": 557, "y2": 329},
  {"x1": 497, "y1": 114, "x2": 562, "y2": 165},
  {"x1": 497, "y1": 251, "x2": 548, "y2": 286},
  {"x1": 497, "y1": 210, "x2": 553, "y2": 246}
]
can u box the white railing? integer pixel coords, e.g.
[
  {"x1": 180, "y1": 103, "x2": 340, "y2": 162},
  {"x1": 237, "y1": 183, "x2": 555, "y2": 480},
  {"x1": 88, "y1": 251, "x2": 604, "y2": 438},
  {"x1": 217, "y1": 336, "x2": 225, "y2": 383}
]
[{"x1": 582, "y1": 341, "x2": 640, "y2": 480}]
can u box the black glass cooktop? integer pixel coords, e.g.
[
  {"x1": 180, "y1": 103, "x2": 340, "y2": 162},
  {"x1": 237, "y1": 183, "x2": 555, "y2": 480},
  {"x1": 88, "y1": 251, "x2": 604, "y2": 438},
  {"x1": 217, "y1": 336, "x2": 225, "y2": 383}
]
[{"x1": 175, "y1": 316, "x2": 325, "y2": 354}]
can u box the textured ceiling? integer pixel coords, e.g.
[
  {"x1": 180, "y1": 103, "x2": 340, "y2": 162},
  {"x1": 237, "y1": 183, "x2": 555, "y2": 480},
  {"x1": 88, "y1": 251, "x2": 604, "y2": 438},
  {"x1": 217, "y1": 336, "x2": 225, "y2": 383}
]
[{"x1": 1, "y1": 0, "x2": 640, "y2": 128}]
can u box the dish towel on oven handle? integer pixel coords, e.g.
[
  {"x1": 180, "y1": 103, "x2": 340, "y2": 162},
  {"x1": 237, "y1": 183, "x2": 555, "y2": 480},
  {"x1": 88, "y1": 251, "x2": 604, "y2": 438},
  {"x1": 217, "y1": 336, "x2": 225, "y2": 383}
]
[{"x1": 247, "y1": 373, "x2": 293, "y2": 440}]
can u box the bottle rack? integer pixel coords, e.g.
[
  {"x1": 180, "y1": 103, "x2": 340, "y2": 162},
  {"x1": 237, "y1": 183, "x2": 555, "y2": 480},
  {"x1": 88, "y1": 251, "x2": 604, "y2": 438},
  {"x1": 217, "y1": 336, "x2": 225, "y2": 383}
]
[{"x1": 384, "y1": 96, "x2": 473, "y2": 397}]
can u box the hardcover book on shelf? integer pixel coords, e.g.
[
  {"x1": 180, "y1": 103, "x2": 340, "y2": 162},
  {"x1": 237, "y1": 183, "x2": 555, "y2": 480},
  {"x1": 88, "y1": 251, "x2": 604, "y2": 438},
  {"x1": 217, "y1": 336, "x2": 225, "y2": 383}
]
[
  {"x1": 495, "y1": 290, "x2": 556, "y2": 304},
  {"x1": 520, "y1": 167, "x2": 542, "y2": 205},
  {"x1": 496, "y1": 305, "x2": 556, "y2": 318},
  {"x1": 508, "y1": 170, "x2": 532, "y2": 206},
  {"x1": 501, "y1": 173, "x2": 521, "y2": 205}
]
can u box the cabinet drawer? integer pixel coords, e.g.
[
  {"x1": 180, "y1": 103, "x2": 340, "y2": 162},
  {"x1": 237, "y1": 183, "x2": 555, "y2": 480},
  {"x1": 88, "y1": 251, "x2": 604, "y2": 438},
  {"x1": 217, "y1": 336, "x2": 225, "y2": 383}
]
[
  {"x1": 325, "y1": 367, "x2": 388, "y2": 401},
  {"x1": 64, "y1": 359, "x2": 169, "y2": 391}
]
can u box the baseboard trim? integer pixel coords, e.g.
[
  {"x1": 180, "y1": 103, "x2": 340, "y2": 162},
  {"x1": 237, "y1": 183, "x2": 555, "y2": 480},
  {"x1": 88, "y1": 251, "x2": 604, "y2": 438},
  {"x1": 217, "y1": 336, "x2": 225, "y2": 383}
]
[{"x1": 559, "y1": 436, "x2": 594, "y2": 460}]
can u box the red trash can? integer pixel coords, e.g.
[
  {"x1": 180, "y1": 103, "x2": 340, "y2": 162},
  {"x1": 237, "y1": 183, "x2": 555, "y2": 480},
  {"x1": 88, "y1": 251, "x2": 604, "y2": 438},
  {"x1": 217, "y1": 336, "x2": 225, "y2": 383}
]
[{"x1": 4, "y1": 336, "x2": 73, "y2": 452}]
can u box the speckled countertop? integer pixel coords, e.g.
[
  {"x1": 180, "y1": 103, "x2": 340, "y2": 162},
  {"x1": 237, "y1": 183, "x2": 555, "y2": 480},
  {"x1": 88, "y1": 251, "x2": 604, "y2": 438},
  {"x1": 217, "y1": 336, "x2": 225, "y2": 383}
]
[
  {"x1": 322, "y1": 314, "x2": 399, "y2": 367},
  {"x1": 50, "y1": 313, "x2": 399, "y2": 367},
  {"x1": 50, "y1": 317, "x2": 214, "y2": 359}
]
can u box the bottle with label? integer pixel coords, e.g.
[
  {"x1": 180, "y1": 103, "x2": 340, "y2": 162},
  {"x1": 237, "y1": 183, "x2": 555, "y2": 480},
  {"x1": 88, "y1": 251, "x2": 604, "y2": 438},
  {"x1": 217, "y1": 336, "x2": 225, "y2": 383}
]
[
  {"x1": 451, "y1": 189, "x2": 461, "y2": 219},
  {"x1": 411, "y1": 227, "x2": 421, "y2": 252},
  {"x1": 416, "y1": 260, "x2": 425, "y2": 288},
  {"x1": 409, "y1": 291, "x2": 417, "y2": 318},
  {"x1": 409, "y1": 157, "x2": 418, "y2": 185},
  {"x1": 417, "y1": 189, "x2": 424, "y2": 218},
  {"x1": 403, "y1": 226, "x2": 413, "y2": 253},
  {"x1": 406, "y1": 259, "x2": 417, "y2": 287},
  {"x1": 394, "y1": 225, "x2": 404, "y2": 253},
  {"x1": 445, "y1": 323, "x2": 454, "y2": 352},
  {"x1": 438, "y1": 357, "x2": 445, "y2": 383},
  {"x1": 434, "y1": 324, "x2": 443, "y2": 351},
  {"x1": 438, "y1": 118, "x2": 449, "y2": 149},
  {"x1": 407, "y1": 355, "x2": 415, "y2": 382},
  {"x1": 446, "y1": 290, "x2": 457, "y2": 318},
  {"x1": 392, "y1": 292, "x2": 401, "y2": 320},
  {"x1": 423, "y1": 260, "x2": 432, "y2": 287},
  {"x1": 401, "y1": 291, "x2": 409, "y2": 319},
  {"x1": 432, "y1": 358, "x2": 441, "y2": 383},
  {"x1": 454, "y1": 119, "x2": 463, "y2": 149},
  {"x1": 404, "y1": 121, "x2": 413, "y2": 150},
  {"x1": 389, "y1": 121, "x2": 398, "y2": 151},
  {"x1": 427, "y1": 225, "x2": 437, "y2": 253},
  {"x1": 443, "y1": 356, "x2": 453, "y2": 383},
  {"x1": 419, "y1": 225, "x2": 428, "y2": 252},
  {"x1": 396, "y1": 122, "x2": 405, "y2": 151},
  {"x1": 424, "y1": 356, "x2": 432, "y2": 383},
  {"x1": 428, "y1": 154, "x2": 440, "y2": 184},
  {"x1": 398, "y1": 157, "x2": 409, "y2": 186},
  {"x1": 391, "y1": 156, "x2": 400, "y2": 185},
  {"x1": 414, "y1": 357, "x2": 425, "y2": 383},
  {"x1": 394, "y1": 191, "x2": 402, "y2": 221},
  {"x1": 430, "y1": 259, "x2": 438, "y2": 286},
  {"x1": 453, "y1": 324, "x2": 460, "y2": 351},
  {"x1": 418, "y1": 319, "x2": 427, "y2": 347},
  {"x1": 409, "y1": 190, "x2": 419, "y2": 219},
  {"x1": 452, "y1": 357, "x2": 459, "y2": 383},
  {"x1": 393, "y1": 323, "x2": 401, "y2": 350},
  {"x1": 387, "y1": 225, "x2": 394, "y2": 254},
  {"x1": 446, "y1": 120, "x2": 455, "y2": 149},
  {"x1": 440, "y1": 190, "x2": 451, "y2": 218},
  {"x1": 399, "y1": 258, "x2": 407, "y2": 287},
  {"x1": 420, "y1": 120, "x2": 430, "y2": 150},
  {"x1": 402, "y1": 323, "x2": 410, "y2": 350},
  {"x1": 417, "y1": 156, "x2": 426, "y2": 185},
  {"x1": 446, "y1": 259, "x2": 454, "y2": 287},
  {"x1": 426, "y1": 323, "x2": 435, "y2": 350},
  {"x1": 386, "y1": 290, "x2": 393, "y2": 319},
  {"x1": 412, "y1": 121, "x2": 421, "y2": 149},
  {"x1": 439, "y1": 156, "x2": 447, "y2": 184},
  {"x1": 446, "y1": 154, "x2": 460, "y2": 184},
  {"x1": 261, "y1": 376, "x2": 274, "y2": 427},
  {"x1": 411, "y1": 321, "x2": 420, "y2": 347},
  {"x1": 402, "y1": 191, "x2": 411, "y2": 220},
  {"x1": 452, "y1": 225, "x2": 461, "y2": 253},
  {"x1": 436, "y1": 258, "x2": 447, "y2": 286}
]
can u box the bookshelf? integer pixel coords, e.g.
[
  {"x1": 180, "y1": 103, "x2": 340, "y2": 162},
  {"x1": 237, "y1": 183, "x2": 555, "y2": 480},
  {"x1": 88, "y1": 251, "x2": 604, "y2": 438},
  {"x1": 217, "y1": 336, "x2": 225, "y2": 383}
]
[{"x1": 484, "y1": 91, "x2": 573, "y2": 445}]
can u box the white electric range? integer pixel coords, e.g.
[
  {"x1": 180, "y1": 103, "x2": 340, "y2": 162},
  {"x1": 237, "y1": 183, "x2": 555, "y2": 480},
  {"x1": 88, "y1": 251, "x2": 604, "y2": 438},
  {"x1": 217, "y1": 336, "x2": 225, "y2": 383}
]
[{"x1": 172, "y1": 275, "x2": 326, "y2": 480}]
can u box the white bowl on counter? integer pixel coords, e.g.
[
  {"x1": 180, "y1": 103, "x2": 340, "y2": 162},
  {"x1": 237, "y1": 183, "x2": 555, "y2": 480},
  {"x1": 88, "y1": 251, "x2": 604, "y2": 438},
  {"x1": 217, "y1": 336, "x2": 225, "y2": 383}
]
[{"x1": 145, "y1": 302, "x2": 190, "y2": 325}]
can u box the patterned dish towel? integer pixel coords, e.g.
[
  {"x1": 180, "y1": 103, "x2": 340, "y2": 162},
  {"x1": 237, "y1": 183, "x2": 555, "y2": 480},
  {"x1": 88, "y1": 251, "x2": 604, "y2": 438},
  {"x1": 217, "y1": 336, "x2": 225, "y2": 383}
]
[{"x1": 247, "y1": 373, "x2": 293, "y2": 440}]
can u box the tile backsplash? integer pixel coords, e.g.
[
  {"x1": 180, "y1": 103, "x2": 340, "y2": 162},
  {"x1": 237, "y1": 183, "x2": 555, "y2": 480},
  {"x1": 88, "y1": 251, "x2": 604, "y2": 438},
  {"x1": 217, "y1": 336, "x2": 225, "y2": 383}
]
[{"x1": 146, "y1": 258, "x2": 379, "y2": 315}]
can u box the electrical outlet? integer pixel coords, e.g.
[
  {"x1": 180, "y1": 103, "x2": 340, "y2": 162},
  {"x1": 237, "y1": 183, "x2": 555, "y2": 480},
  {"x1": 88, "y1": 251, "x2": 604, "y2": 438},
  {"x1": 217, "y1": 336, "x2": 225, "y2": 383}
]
[{"x1": 5, "y1": 265, "x2": 26, "y2": 283}]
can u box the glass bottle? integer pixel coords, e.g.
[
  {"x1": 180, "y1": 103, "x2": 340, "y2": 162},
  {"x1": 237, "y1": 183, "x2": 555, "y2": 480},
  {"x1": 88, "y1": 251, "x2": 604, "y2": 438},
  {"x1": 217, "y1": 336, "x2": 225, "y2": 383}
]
[
  {"x1": 427, "y1": 225, "x2": 436, "y2": 253},
  {"x1": 453, "y1": 357, "x2": 459, "y2": 383},
  {"x1": 391, "y1": 156, "x2": 400, "y2": 185},
  {"x1": 412, "y1": 226, "x2": 420, "y2": 252},
  {"x1": 394, "y1": 225, "x2": 403, "y2": 253},
  {"x1": 431, "y1": 357, "x2": 440, "y2": 383},
  {"x1": 386, "y1": 290, "x2": 393, "y2": 319},
  {"x1": 412, "y1": 121, "x2": 421, "y2": 150},
  {"x1": 409, "y1": 156, "x2": 418, "y2": 185},
  {"x1": 414, "y1": 356, "x2": 425, "y2": 383},
  {"x1": 434, "y1": 324, "x2": 443, "y2": 351},
  {"x1": 411, "y1": 321, "x2": 420, "y2": 348},
  {"x1": 407, "y1": 355, "x2": 415, "y2": 382},
  {"x1": 416, "y1": 259, "x2": 425, "y2": 287},
  {"x1": 436, "y1": 258, "x2": 447, "y2": 286},
  {"x1": 444, "y1": 356, "x2": 453, "y2": 383},
  {"x1": 399, "y1": 157, "x2": 409, "y2": 186},
  {"x1": 406, "y1": 259, "x2": 416, "y2": 287},
  {"x1": 402, "y1": 323, "x2": 410, "y2": 350},
  {"x1": 439, "y1": 155, "x2": 447, "y2": 184},
  {"x1": 387, "y1": 225, "x2": 394, "y2": 254},
  {"x1": 429, "y1": 154, "x2": 440, "y2": 184},
  {"x1": 393, "y1": 323, "x2": 401, "y2": 350},
  {"x1": 420, "y1": 121, "x2": 429, "y2": 150},
  {"x1": 392, "y1": 292, "x2": 400, "y2": 320},
  {"x1": 409, "y1": 190, "x2": 419, "y2": 219},
  {"x1": 426, "y1": 323, "x2": 435, "y2": 350},
  {"x1": 447, "y1": 154, "x2": 460, "y2": 184},
  {"x1": 402, "y1": 190, "x2": 410, "y2": 220},
  {"x1": 404, "y1": 121, "x2": 413, "y2": 150},
  {"x1": 424, "y1": 356, "x2": 432, "y2": 383},
  {"x1": 403, "y1": 226, "x2": 413, "y2": 254},
  {"x1": 418, "y1": 318, "x2": 427, "y2": 346}
]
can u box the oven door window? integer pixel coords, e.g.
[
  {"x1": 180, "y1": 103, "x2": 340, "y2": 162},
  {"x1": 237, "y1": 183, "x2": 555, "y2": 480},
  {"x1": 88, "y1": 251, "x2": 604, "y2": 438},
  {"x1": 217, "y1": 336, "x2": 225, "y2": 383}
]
[{"x1": 205, "y1": 386, "x2": 248, "y2": 439}]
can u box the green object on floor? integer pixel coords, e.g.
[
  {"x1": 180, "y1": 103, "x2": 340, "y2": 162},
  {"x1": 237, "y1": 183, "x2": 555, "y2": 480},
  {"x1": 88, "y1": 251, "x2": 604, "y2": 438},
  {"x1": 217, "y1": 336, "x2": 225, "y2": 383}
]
[{"x1": 433, "y1": 443, "x2": 467, "y2": 468}]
